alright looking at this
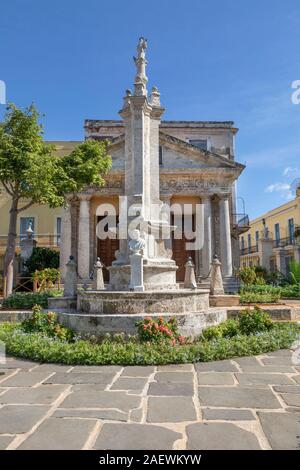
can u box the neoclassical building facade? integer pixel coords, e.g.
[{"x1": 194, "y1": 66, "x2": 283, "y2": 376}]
[
  {"x1": 60, "y1": 122, "x2": 245, "y2": 285},
  {"x1": 59, "y1": 42, "x2": 245, "y2": 289}
]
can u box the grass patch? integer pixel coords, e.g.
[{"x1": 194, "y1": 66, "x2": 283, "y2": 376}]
[{"x1": 0, "y1": 321, "x2": 299, "y2": 366}]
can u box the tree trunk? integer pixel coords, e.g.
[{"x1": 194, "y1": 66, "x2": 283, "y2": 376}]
[{"x1": 3, "y1": 197, "x2": 19, "y2": 298}]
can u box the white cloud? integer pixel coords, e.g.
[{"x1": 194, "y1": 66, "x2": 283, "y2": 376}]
[
  {"x1": 283, "y1": 166, "x2": 300, "y2": 178},
  {"x1": 265, "y1": 183, "x2": 293, "y2": 200}
]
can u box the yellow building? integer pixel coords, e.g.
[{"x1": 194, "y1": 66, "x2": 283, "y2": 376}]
[
  {"x1": 240, "y1": 188, "x2": 300, "y2": 274},
  {"x1": 0, "y1": 142, "x2": 79, "y2": 275}
]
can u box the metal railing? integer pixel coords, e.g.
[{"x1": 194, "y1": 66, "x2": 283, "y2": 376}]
[
  {"x1": 233, "y1": 213, "x2": 250, "y2": 228},
  {"x1": 273, "y1": 236, "x2": 295, "y2": 248},
  {"x1": 240, "y1": 245, "x2": 258, "y2": 256},
  {"x1": 0, "y1": 234, "x2": 61, "y2": 249}
]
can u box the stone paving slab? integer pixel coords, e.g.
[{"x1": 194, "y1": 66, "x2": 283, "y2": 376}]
[
  {"x1": 44, "y1": 372, "x2": 116, "y2": 385},
  {"x1": 147, "y1": 397, "x2": 197, "y2": 423},
  {"x1": 53, "y1": 408, "x2": 128, "y2": 421},
  {"x1": 0, "y1": 350, "x2": 300, "y2": 450},
  {"x1": 261, "y1": 357, "x2": 294, "y2": 366},
  {"x1": 72, "y1": 365, "x2": 122, "y2": 373},
  {"x1": 61, "y1": 390, "x2": 141, "y2": 412},
  {"x1": 94, "y1": 423, "x2": 181, "y2": 450},
  {"x1": 121, "y1": 366, "x2": 155, "y2": 377},
  {"x1": 280, "y1": 393, "x2": 300, "y2": 407},
  {"x1": 18, "y1": 417, "x2": 96, "y2": 450},
  {"x1": 202, "y1": 408, "x2": 255, "y2": 421},
  {"x1": 198, "y1": 386, "x2": 281, "y2": 408},
  {"x1": 258, "y1": 412, "x2": 300, "y2": 450},
  {"x1": 0, "y1": 385, "x2": 69, "y2": 404},
  {"x1": 0, "y1": 436, "x2": 15, "y2": 450},
  {"x1": 0, "y1": 371, "x2": 52, "y2": 387},
  {"x1": 197, "y1": 372, "x2": 235, "y2": 385},
  {"x1": 0, "y1": 405, "x2": 50, "y2": 433},
  {"x1": 110, "y1": 377, "x2": 147, "y2": 392},
  {"x1": 236, "y1": 365, "x2": 296, "y2": 373},
  {"x1": 235, "y1": 373, "x2": 295, "y2": 386},
  {"x1": 186, "y1": 422, "x2": 261, "y2": 450},
  {"x1": 195, "y1": 360, "x2": 238, "y2": 372},
  {"x1": 273, "y1": 385, "x2": 300, "y2": 394},
  {"x1": 154, "y1": 371, "x2": 194, "y2": 383},
  {"x1": 148, "y1": 382, "x2": 194, "y2": 396}
]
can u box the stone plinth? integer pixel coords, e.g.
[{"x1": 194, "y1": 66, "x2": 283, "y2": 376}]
[
  {"x1": 109, "y1": 260, "x2": 178, "y2": 291},
  {"x1": 57, "y1": 308, "x2": 227, "y2": 340},
  {"x1": 77, "y1": 288, "x2": 209, "y2": 315},
  {"x1": 209, "y1": 295, "x2": 240, "y2": 307}
]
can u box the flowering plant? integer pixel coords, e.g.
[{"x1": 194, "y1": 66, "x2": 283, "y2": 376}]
[{"x1": 136, "y1": 316, "x2": 186, "y2": 345}]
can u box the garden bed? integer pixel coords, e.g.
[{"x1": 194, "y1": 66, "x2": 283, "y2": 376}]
[{"x1": 0, "y1": 320, "x2": 299, "y2": 366}]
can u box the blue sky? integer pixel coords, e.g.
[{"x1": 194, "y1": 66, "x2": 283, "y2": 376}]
[{"x1": 1, "y1": 0, "x2": 300, "y2": 220}]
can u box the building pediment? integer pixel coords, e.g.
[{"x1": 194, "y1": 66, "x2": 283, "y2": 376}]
[
  {"x1": 159, "y1": 132, "x2": 244, "y2": 172},
  {"x1": 108, "y1": 132, "x2": 244, "y2": 177}
]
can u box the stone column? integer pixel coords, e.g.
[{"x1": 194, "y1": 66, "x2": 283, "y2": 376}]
[
  {"x1": 59, "y1": 204, "x2": 72, "y2": 280},
  {"x1": 219, "y1": 195, "x2": 233, "y2": 277},
  {"x1": 77, "y1": 194, "x2": 91, "y2": 280},
  {"x1": 201, "y1": 196, "x2": 213, "y2": 278},
  {"x1": 275, "y1": 248, "x2": 286, "y2": 274}
]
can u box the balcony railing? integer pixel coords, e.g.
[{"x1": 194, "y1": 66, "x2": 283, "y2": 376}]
[
  {"x1": 240, "y1": 245, "x2": 258, "y2": 256},
  {"x1": 0, "y1": 234, "x2": 61, "y2": 249},
  {"x1": 233, "y1": 213, "x2": 250, "y2": 228},
  {"x1": 273, "y1": 236, "x2": 295, "y2": 248}
]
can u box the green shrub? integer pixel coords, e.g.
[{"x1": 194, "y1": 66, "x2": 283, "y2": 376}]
[
  {"x1": 2, "y1": 289, "x2": 62, "y2": 309},
  {"x1": 220, "y1": 319, "x2": 239, "y2": 338},
  {"x1": 32, "y1": 268, "x2": 61, "y2": 291},
  {"x1": 280, "y1": 283, "x2": 300, "y2": 299},
  {"x1": 202, "y1": 325, "x2": 223, "y2": 341},
  {"x1": 136, "y1": 316, "x2": 186, "y2": 345},
  {"x1": 24, "y1": 247, "x2": 60, "y2": 274},
  {"x1": 0, "y1": 321, "x2": 299, "y2": 365},
  {"x1": 288, "y1": 260, "x2": 300, "y2": 284},
  {"x1": 239, "y1": 284, "x2": 281, "y2": 303},
  {"x1": 237, "y1": 266, "x2": 257, "y2": 286},
  {"x1": 238, "y1": 306, "x2": 273, "y2": 335},
  {"x1": 21, "y1": 305, "x2": 74, "y2": 342}
]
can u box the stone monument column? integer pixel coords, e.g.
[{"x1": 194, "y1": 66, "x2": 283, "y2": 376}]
[
  {"x1": 108, "y1": 37, "x2": 177, "y2": 290},
  {"x1": 219, "y1": 195, "x2": 233, "y2": 277},
  {"x1": 77, "y1": 194, "x2": 91, "y2": 280},
  {"x1": 201, "y1": 196, "x2": 213, "y2": 278},
  {"x1": 59, "y1": 204, "x2": 72, "y2": 280}
]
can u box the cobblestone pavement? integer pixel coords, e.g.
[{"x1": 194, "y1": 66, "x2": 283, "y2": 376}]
[{"x1": 0, "y1": 350, "x2": 300, "y2": 450}]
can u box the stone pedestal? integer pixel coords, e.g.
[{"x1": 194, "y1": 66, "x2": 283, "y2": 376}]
[
  {"x1": 64, "y1": 256, "x2": 77, "y2": 298},
  {"x1": 184, "y1": 257, "x2": 197, "y2": 289},
  {"x1": 210, "y1": 255, "x2": 224, "y2": 295}
]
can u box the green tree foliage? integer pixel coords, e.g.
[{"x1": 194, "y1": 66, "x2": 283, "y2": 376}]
[
  {"x1": 24, "y1": 247, "x2": 60, "y2": 273},
  {"x1": 0, "y1": 103, "x2": 111, "y2": 296}
]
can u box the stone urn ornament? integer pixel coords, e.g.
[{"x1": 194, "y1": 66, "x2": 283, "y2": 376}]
[
  {"x1": 184, "y1": 257, "x2": 197, "y2": 289},
  {"x1": 210, "y1": 254, "x2": 224, "y2": 295}
]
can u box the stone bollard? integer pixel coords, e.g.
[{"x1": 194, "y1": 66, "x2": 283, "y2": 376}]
[
  {"x1": 64, "y1": 256, "x2": 77, "y2": 298},
  {"x1": 210, "y1": 254, "x2": 224, "y2": 295},
  {"x1": 92, "y1": 257, "x2": 105, "y2": 290},
  {"x1": 184, "y1": 257, "x2": 197, "y2": 289},
  {"x1": 129, "y1": 229, "x2": 145, "y2": 292}
]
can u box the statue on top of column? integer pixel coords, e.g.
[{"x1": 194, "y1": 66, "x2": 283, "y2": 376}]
[{"x1": 133, "y1": 37, "x2": 148, "y2": 96}]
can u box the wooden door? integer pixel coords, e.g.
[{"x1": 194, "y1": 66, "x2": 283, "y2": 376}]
[
  {"x1": 97, "y1": 216, "x2": 119, "y2": 282},
  {"x1": 172, "y1": 214, "x2": 196, "y2": 281}
]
